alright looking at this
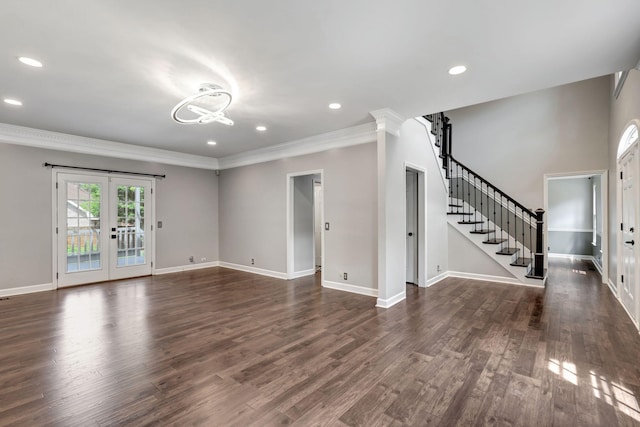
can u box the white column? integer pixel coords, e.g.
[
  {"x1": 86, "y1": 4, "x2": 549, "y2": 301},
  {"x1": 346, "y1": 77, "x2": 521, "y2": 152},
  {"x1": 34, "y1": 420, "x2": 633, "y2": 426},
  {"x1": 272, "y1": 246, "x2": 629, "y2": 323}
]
[{"x1": 371, "y1": 108, "x2": 406, "y2": 308}]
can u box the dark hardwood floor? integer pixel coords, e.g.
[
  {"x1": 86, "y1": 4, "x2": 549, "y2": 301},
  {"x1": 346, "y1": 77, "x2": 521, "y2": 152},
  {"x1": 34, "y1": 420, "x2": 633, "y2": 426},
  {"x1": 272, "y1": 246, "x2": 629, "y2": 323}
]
[{"x1": 1, "y1": 259, "x2": 639, "y2": 426}]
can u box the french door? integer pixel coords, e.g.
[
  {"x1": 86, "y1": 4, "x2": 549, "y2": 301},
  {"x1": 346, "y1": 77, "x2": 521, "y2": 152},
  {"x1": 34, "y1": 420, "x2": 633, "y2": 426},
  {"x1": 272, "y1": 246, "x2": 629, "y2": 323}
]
[
  {"x1": 56, "y1": 173, "x2": 153, "y2": 287},
  {"x1": 620, "y1": 145, "x2": 638, "y2": 324}
]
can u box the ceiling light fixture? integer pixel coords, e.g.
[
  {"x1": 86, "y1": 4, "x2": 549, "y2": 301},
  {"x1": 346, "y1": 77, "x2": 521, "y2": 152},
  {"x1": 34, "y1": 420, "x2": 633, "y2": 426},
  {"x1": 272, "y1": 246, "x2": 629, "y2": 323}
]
[
  {"x1": 4, "y1": 98, "x2": 22, "y2": 106},
  {"x1": 171, "y1": 83, "x2": 233, "y2": 125},
  {"x1": 448, "y1": 65, "x2": 467, "y2": 75},
  {"x1": 256, "y1": 125, "x2": 267, "y2": 132},
  {"x1": 18, "y1": 56, "x2": 43, "y2": 68},
  {"x1": 207, "y1": 140, "x2": 217, "y2": 146},
  {"x1": 329, "y1": 103, "x2": 341, "y2": 110}
]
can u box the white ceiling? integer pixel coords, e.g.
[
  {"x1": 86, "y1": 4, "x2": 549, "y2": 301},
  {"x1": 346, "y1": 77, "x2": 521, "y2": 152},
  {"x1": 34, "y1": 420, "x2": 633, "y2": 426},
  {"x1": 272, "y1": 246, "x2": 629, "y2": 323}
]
[{"x1": 1, "y1": 0, "x2": 639, "y2": 159}]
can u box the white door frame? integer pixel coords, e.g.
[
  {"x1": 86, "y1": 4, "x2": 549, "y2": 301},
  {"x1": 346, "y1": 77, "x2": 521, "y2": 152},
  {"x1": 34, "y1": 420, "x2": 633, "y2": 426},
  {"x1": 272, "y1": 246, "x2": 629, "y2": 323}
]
[
  {"x1": 616, "y1": 120, "x2": 640, "y2": 328},
  {"x1": 52, "y1": 169, "x2": 156, "y2": 288},
  {"x1": 404, "y1": 162, "x2": 426, "y2": 287},
  {"x1": 286, "y1": 169, "x2": 324, "y2": 281},
  {"x1": 543, "y1": 170, "x2": 609, "y2": 283}
]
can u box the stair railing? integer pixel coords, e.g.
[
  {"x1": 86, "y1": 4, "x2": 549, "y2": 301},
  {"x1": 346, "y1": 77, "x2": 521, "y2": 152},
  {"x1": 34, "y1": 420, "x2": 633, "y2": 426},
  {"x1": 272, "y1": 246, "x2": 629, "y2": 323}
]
[{"x1": 424, "y1": 113, "x2": 545, "y2": 279}]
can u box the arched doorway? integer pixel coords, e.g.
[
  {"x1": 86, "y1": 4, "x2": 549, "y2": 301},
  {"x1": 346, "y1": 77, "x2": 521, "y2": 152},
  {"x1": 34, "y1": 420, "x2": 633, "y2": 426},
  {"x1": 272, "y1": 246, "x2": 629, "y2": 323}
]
[{"x1": 617, "y1": 121, "x2": 640, "y2": 326}]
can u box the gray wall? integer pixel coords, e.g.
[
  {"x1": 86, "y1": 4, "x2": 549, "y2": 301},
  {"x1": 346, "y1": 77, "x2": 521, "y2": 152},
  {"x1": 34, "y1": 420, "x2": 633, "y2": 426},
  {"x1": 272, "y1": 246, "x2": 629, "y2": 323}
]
[
  {"x1": 293, "y1": 174, "x2": 315, "y2": 272},
  {"x1": 218, "y1": 142, "x2": 377, "y2": 289},
  {"x1": 608, "y1": 69, "x2": 640, "y2": 286},
  {"x1": 448, "y1": 77, "x2": 610, "y2": 209},
  {"x1": 0, "y1": 143, "x2": 219, "y2": 291},
  {"x1": 548, "y1": 177, "x2": 594, "y2": 256}
]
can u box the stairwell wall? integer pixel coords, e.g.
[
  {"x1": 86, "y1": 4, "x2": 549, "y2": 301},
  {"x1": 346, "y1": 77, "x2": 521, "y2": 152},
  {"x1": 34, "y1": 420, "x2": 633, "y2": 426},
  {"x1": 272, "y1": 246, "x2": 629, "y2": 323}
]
[{"x1": 447, "y1": 77, "x2": 610, "y2": 210}]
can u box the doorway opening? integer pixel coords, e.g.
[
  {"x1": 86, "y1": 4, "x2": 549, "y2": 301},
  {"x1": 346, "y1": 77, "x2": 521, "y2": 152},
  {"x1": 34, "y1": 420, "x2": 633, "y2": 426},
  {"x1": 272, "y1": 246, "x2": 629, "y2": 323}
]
[
  {"x1": 405, "y1": 163, "x2": 426, "y2": 287},
  {"x1": 544, "y1": 171, "x2": 608, "y2": 282},
  {"x1": 616, "y1": 120, "x2": 640, "y2": 327},
  {"x1": 53, "y1": 171, "x2": 155, "y2": 288},
  {"x1": 286, "y1": 170, "x2": 324, "y2": 281}
]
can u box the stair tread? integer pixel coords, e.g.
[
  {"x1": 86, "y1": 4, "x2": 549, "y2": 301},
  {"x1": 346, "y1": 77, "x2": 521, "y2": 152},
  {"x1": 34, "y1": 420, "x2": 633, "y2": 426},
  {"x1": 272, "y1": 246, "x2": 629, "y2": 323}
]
[
  {"x1": 458, "y1": 220, "x2": 484, "y2": 225},
  {"x1": 470, "y1": 229, "x2": 493, "y2": 234},
  {"x1": 448, "y1": 204, "x2": 463, "y2": 208},
  {"x1": 510, "y1": 257, "x2": 532, "y2": 267},
  {"x1": 483, "y1": 238, "x2": 507, "y2": 245},
  {"x1": 496, "y1": 248, "x2": 519, "y2": 255},
  {"x1": 447, "y1": 212, "x2": 473, "y2": 216}
]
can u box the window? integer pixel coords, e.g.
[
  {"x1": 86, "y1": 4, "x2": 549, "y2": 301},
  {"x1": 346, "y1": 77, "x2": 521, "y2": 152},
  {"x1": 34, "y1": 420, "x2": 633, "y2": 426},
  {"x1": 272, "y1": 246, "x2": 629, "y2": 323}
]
[{"x1": 617, "y1": 123, "x2": 639, "y2": 158}]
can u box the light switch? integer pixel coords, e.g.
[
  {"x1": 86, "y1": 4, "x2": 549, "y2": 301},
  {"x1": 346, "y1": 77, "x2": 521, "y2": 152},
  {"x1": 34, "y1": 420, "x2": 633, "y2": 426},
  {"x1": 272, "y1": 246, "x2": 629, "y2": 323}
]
[
  {"x1": 157, "y1": 221, "x2": 163, "y2": 229},
  {"x1": 325, "y1": 222, "x2": 330, "y2": 231}
]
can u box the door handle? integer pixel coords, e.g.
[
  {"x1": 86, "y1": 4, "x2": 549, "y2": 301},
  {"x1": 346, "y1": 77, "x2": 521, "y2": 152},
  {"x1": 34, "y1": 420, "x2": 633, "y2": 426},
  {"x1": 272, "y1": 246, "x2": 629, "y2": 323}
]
[
  {"x1": 408, "y1": 232, "x2": 413, "y2": 237},
  {"x1": 626, "y1": 240, "x2": 635, "y2": 245}
]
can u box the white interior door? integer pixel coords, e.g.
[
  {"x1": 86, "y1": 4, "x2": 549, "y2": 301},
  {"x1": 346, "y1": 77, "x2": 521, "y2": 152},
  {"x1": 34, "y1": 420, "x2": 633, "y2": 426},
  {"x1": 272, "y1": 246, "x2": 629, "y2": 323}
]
[
  {"x1": 313, "y1": 180, "x2": 323, "y2": 269},
  {"x1": 406, "y1": 171, "x2": 418, "y2": 285},
  {"x1": 57, "y1": 173, "x2": 153, "y2": 287},
  {"x1": 620, "y1": 146, "x2": 638, "y2": 323}
]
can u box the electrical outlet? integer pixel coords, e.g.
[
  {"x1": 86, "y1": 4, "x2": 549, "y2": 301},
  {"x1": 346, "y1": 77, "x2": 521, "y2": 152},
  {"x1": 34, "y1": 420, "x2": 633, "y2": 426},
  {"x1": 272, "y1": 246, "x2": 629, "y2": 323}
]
[
  {"x1": 201, "y1": 257, "x2": 207, "y2": 262},
  {"x1": 251, "y1": 258, "x2": 255, "y2": 265},
  {"x1": 189, "y1": 256, "x2": 194, "y2": 263},
  {"x1": 437, "y1": 265, "x2": 441, "y2": 272},
  {"x1": 343, "y1": 272, "x2": 348, "y2": 280}
]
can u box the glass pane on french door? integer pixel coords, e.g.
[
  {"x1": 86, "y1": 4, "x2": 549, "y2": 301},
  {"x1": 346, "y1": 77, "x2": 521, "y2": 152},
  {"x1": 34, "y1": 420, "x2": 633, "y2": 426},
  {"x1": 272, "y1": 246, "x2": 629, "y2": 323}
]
[
  {"x1": 57, "y1": 173, "x2": 109, "y2": 287},
  {"x1": 66, "y1": 182, "x2": 102, "y2": 272},
  {"x1": 115, "y1": 184, "x2": 146, "y2": 267},
  {"x1": 109, "y1": 177, "x2": 152, "y2": 280}
]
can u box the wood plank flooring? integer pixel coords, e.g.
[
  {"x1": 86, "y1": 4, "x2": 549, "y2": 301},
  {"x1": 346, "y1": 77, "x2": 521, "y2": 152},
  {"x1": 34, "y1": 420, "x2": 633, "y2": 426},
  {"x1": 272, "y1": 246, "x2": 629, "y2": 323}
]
[{"x1": 1, "y1": 259, "x2": 639, "y2": 426}]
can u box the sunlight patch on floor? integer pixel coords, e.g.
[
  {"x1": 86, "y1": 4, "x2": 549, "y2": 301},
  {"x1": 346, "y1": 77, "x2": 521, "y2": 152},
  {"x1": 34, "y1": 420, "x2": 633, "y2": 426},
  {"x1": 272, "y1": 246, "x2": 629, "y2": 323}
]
[{"x1": 590, "y1": 370, "x2": 640, "y2": 421}]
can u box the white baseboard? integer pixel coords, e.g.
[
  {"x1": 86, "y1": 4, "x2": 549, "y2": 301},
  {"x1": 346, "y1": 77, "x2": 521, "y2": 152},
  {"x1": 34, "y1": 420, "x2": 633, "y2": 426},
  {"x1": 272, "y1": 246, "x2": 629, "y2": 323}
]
[
  {"x1": 607, "y1": 279, "x2": 618, "y2": 297},
  {"x1": 0, "y1": 282, "x2": 55, "y2": 297},
  {"x1": 290, "y1": 268, "x2": 316, "y2": 279},
  {"x1": 425, "y1": 271, "x2": 449, "y2": 287},
  {"x1": 376, "y1": 290, "x2": 406, "y2": 308},
  {"x1": 448, "y1": 271, "x2": 545, "y2": 288},
  {"x1": 548, "y1": 253, "x2": 595, "y2": 261},
  {"x1": 154, "y1": 261, "x2": 220, "y2": 275},
  {"x1": 322, "y1": 280, "x2": 378, "y2": 298},
  {"x1": 218, "y1": 262, "x2": 288, "y2": 280}
]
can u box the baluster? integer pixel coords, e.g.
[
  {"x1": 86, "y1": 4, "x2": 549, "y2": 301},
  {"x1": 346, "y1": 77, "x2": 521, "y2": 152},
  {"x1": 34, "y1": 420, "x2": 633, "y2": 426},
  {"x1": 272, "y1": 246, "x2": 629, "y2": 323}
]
[{"x1": 529, "y1": 214, "x2": 533, "y2": 272}]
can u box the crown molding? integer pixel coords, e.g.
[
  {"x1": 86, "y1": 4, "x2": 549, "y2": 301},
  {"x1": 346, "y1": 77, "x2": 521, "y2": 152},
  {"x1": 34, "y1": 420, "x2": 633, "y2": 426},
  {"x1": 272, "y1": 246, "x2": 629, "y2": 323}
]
[
  {"x1": 217, "y1": 122, "x2": 377, "y2": 170},
  {"x1": 0, "y1": 123, "x2": 220, "y2": 170},
  {"x1": 370, "y1": 108, "x2": 405, "y2": 136}
]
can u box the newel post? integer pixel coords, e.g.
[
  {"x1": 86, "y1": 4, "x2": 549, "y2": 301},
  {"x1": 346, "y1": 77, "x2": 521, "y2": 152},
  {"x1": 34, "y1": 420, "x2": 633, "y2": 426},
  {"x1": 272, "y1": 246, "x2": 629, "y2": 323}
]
[{"x1": 534, "y1": 208, "x2": 545, "y2": 277}]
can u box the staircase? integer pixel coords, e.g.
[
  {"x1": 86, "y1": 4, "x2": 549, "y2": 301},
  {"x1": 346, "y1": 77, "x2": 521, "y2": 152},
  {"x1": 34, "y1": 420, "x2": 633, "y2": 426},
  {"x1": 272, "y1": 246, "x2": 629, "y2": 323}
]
[{"x1": 424, "y1": 113, "x2": 547, "y2": 285}]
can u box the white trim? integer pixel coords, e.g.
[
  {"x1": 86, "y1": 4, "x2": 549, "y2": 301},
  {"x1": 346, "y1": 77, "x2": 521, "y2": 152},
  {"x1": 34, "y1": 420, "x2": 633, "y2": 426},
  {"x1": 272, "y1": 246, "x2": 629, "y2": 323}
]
[
  {"x1": 290, "y1": 269, "x2": 316, "y2": 279},
  {"x1": 153, "y1": 261, "x2": 220, "y2": 275},
  {"x1": 376, "y1": 290, "x2": 406, "y2": 308},
  {"x1": 425, "y1": 271, "x2": 449, "y2": 287},
  {"x1": 218, "y1": 261, "x2": 288, "y2": 280},
  {"x1": 322, "y1": 280, "x2": 378, "y2": 298},
  {"x1": 218, "y1": 123, "x2": 376, "y2": 169},
  {"x1": 0, "y1": 122, "x2": 219, "y2": 170},
  {"x1": 592, "y1": 258, "x2": 604, "y2": 276},
  {"x1": 0, "y1": 283, "x2": 55, "y2": 297},
  {"x1": 370, "y1": 109, "x2": 405, "y2": 136},
  {"x1": 607, "y1": 279, "x2": 618, "y2": 297},
  {"x1": 448, "y1": 271, "x2": 545, "y2": 288},
  {"x1": 548, "y1": 253, "x2": 596, "y2": 261},
  {"x1": 548, "y1": 228, "x2": 594, "y2": 233}
]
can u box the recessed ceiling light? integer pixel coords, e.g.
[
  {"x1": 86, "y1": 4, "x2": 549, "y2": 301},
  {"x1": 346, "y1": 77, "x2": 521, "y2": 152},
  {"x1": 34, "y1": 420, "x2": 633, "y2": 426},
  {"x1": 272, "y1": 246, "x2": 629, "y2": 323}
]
[
  {"x1": 4, "y1": 98, "x2": 22, "y2": 106},
  {"x1": 207, "y1": 140, "x2": 217, "y2": 146},
  {"x1": 18, "y1": 57, "x2": 43, "y2": 68},
  {"x1": 256, "y1": 125, "x2": 267, "y2": 132},
  {"x1": 329, "y1": 103, "x2": 341, "y2": 110},
  {"x1": 448, "y1": 65, "x2": 467, "y2": 75}
]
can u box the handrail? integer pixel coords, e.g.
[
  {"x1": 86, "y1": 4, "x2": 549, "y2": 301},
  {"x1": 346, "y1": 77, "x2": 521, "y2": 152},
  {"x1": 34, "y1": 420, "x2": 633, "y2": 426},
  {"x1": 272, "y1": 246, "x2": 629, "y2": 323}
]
[{"x1": 449, "y1": 155, "x2": 536, "y2": 218}]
